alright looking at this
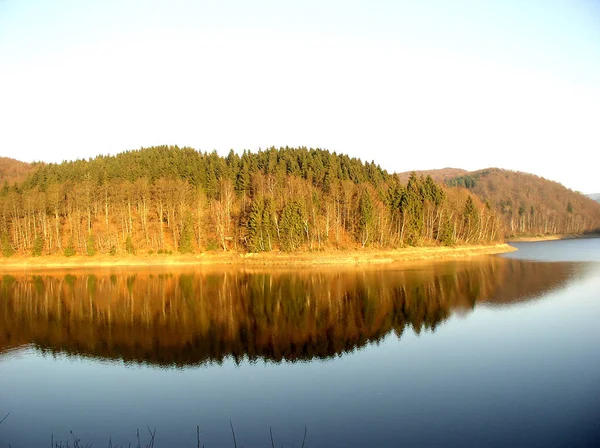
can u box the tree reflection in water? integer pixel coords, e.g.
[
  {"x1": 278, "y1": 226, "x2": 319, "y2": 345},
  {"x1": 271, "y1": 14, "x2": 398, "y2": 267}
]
[{"x1": 0, "y1": 258, "x2": 578, "y2": 366}]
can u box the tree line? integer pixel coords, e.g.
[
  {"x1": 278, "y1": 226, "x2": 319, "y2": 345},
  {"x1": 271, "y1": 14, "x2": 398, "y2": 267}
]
[
  {"x1": 0, "y1": 146, "x2": 502, "y2": 256},
  {"x1": 445, "y1": 168, "x2": 600, "y2": 237}
]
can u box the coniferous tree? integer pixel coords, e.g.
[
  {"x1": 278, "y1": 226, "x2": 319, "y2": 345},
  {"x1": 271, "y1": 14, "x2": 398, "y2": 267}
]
[
  {"x1": 1, "y1": 232, "x2": 14, "y2": 257},
  {"x1": 32, "y1": 235, "x2": 44, "y2": 256}
]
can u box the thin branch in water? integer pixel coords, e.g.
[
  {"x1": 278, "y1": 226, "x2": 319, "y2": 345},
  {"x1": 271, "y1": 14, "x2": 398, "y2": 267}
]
[
  {"x1": 197, "y1": 425, "x2": 202, "y2": 448},
  {"x1": 301, "y1": 425, "x2": 307, "y2": 448},
  {"x1": 270, "y1": 427, "x2": 275, "y2": 448},
  {"x1": 229, "y1": 420, "x2": 238, "y2": 448},
  {"x1": 0, "y1": 412, "x2": 10, "y2": 426},
  {"x1": 147, "y1": 427, "x2": 156, "y2": 448}
]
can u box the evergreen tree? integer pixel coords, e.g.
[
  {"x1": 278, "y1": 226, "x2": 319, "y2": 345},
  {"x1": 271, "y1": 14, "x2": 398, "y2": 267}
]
[
  {"x1": 358, "y1": 188, "x2": 374, "y2": 247},
  {"x1": 125, "y1": 235, "x2": 136, "y2": 255},
  {"x1": 32, "y1": 235, "x2": 44, "y2": 256},
  {"x1": 64, "y1": 238, "x2": 76, "y2": 257},
  {"x1": 179, "y1": 216, "x2": 195, "y2": 254},
  {"x1": 280, "y1": 200, "x2": 305, "y2": 251},
  {"x1": 247, "y1": 198, "x2": 265, "y2": 252},
  {"x1": 86, "y1": 234, "x2": 96, "y2": 256},
  {"x1": 1, "y1": 233, "x2": 15, "y2": 257}
]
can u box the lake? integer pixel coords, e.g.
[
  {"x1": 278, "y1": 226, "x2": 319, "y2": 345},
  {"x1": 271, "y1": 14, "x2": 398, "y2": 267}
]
[{"x1": 1, "y1": 239, "x2": 599, "y2": 447}]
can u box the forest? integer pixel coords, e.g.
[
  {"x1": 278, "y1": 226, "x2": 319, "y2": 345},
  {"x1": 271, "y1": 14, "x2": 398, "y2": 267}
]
[
  {"x1": 399, "y1": 167, "x2": 600, "y2": 237},
  {"x1": 0, "y1": 146, "x2": 502, "y2": 256}
]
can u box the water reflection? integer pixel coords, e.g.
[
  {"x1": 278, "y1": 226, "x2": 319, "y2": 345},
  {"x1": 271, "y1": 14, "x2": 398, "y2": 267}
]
[{"x1": 0, "y1": 258, "x2": 579, "y2": 366}]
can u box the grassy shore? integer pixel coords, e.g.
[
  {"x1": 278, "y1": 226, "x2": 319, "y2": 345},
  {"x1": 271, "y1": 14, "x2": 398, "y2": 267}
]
[{"x1": 0, "y1": 243, "x2": 516, "y2": 271}]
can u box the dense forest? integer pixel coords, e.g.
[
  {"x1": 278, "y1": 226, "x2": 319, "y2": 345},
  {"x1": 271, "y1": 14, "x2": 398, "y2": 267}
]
[
  {"x1": 0, "y1": 147, "x2": 502, "y2": 256},
  {"x1": 0, "y1": 259, "x2": 575, "y2": 365},
  {"x1": 401, "y1": 168, "x2": 600, "y2": 237}
]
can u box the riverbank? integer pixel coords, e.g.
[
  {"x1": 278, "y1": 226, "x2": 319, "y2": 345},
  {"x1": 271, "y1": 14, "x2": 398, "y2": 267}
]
[
  {"x1": 0, "y1": 243, "x2": 516, "y2": 271},
  {"x1": 507, "y1": 232, "x2": 600, "y2": 242}
]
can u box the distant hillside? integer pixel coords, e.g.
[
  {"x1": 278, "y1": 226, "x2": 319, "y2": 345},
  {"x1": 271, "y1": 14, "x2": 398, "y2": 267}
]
[
  {"x1": 588, "y1": 193, "x2": 600, "y2": 203},
  {"x1": 444, "y1": 168, "x2": 600, "y2": 236},
  {"x1": 397, "y1": 168, "x2": 467, "y2": 185},
  {"x1": 0, "y1": 157, "x2": 36, "y2": 185}
]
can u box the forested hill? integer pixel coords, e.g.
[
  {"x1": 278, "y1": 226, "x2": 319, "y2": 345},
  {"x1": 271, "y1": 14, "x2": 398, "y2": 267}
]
[
  {"x1": 0, "y1": 146, "x2": 501, "y2": 257},
  {"x1": 443, "y1": 169, "x2": 600, "y2": 236},
  {"x1": 397, "y1": 168, "x2": 467, "y2": 185},
  {"x1": 0, "y1": 157, "x2": 38, "y2": 185}
]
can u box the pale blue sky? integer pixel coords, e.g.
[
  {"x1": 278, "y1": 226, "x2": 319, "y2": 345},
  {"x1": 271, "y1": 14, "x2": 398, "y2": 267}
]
[{"x1": 1, "y1": 0, "x2": 599, "y2": 192}]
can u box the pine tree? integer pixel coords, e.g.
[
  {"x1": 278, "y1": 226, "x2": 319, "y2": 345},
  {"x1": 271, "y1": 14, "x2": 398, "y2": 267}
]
[
  {"x1": 64, "y1": 237, "x2": 76, "y2": 257},
  {"x1": 125, "y1": 235, "x2": 136, "y2": 255},
  {"x1": 32, "y1": 235, "x2": 44, "y2": 256},
  {"x1": 280, "y1": 200, "x2": 305, "y2": 251},
  {"x1": 86, "y1": 234, "x2": 96, "y2": 256},
  {"x1": 1, "y1": 233, "x2": 15, "y2": 257},
  {"x1": 178, "y1": 216, "x2": 195, "y2": 254},
  {"x1": 247, "y1": 198, "x2": 265, "y2": 252},
  {"x1": 358, "y1": 188, "x2": 374, "y2": 247}
]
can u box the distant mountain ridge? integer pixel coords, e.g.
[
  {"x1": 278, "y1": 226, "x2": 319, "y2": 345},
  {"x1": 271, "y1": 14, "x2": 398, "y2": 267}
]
[{"x1": 398, "y1": 167, "x2": 600, "y2": 236}]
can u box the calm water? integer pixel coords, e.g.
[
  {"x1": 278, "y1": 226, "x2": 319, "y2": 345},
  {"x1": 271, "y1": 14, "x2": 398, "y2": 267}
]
[{"x1": 0, "y1": 239, "x2": 599, "y2": 447}]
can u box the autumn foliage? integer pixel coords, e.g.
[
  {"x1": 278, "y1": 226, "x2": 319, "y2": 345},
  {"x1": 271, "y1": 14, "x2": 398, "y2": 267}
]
[{"x1": 0, "y1": 147, "x2": 502, "y2": 256}]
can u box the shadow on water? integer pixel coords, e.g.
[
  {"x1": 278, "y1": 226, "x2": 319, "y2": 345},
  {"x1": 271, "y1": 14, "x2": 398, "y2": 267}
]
[{"x1": 0, "y1": 257, "x2": 583, "y2": 367}]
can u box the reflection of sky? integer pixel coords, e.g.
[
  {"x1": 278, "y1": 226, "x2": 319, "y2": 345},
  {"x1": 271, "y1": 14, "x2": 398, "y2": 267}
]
[
  {"x1": 503, "y1": 238, "x2": 600, "y2": 262},
  {"x1": 1, "y1": 252, "x2": 600, "y2": 446}
]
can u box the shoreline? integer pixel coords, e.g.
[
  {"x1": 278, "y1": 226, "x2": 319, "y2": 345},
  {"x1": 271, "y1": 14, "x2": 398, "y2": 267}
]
[
  {"x1": 506, "y1": 232, "x2": 600, "y2": 243},
  {"x1": 0, "y1": 244, "x2": 516, "y2": 271}
]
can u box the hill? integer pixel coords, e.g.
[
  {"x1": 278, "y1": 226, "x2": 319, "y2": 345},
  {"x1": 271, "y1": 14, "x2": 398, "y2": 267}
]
[
  {"x1": 444, "y1": 169, "x2": 600, "y2": 236},
  {"x1": 0, "y1": 146, "x2": 501, "y2": 257},
  {"x1": 0, "y1": 157, "x2": 37, "y2": 185},
  {"x1": 397, "y1": 168, "x2": 467, "y2": 185}
]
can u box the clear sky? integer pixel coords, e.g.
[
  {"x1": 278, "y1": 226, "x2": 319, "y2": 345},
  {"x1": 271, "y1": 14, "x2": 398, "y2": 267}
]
[{"x1": 1, "y1": 0, "x2": 599, "y2": 193}]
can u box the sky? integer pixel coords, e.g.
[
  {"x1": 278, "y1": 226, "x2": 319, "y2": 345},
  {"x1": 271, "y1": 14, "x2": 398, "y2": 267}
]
[{"x1": 1, "y1": 0, "x2": 599, "y2": 193}]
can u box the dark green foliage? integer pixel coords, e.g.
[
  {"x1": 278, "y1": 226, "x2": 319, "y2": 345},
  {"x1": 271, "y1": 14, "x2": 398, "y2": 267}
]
[
  {"x1": 439, "y1": 217, "x2": 454, "y2": 246},
  {"x1": 401, "y1": 172, "x2": 425, "y2": 245},
  {"x1": 109, "y1": 246, "x2": 117, "y2": 256},
  {"x1": 567, "y1": 202, "x2": 573, "y2": 213},
  {"x1": 279, "y1": 200, "x2": 306, "y2": 251},
  {"x1": 423, "y1": 175, "x2": 445, "y2": 206},
  {"x1": 206, "y1": 239, "x2": 219, "y2": 251},
  {"x1": 179, "y1": 215, "x2": 195, "y2": 254},
  {"x1": 446, "y1": 174, "x2": 479, "y2": 189},
  {"x1": 464, "y1": 196, "x2": 477, "y2": 222},
  {"x1": 63, "y1": 238, "x2": 76, "y2": 257},
  {"x1": 1, "y1": 233, "x2": 14, "y2": 257},
  {"x1": 247, "y1": 198, "x2": 276, "y2": 252},
  {"x1": 358, "y1": 189, "x2": 374, "y2": 246},
  {"x1": 32, "y1": 235, "x2": 44, "y2": 256},
  {"x1": 23, "y1": 146, "x2": 389, "y2": 198},
  {"x1": 86, "y1": 234, "x2": 96, "y2": 256},
  {"x1": 125, "y1": 235, "x2": 136, "y2": 255},
  {"x1": 1, "y1": 146, "x2": 509, "y2": 256}
]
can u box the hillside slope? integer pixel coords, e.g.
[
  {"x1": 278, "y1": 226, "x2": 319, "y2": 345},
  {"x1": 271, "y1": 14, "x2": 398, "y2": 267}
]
[
  {"x1": 445, "y1": 169, "x2": 600, "y2": 236},
  {"x1": 0, "y1": 157, "x2": 36, "y2": 185},
  {"x1": 397, "y1": 168, "x2": 467, "y2": 185},
  {"x1": 0, "y1": 147, "x2": 501, "y2": 257}
]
